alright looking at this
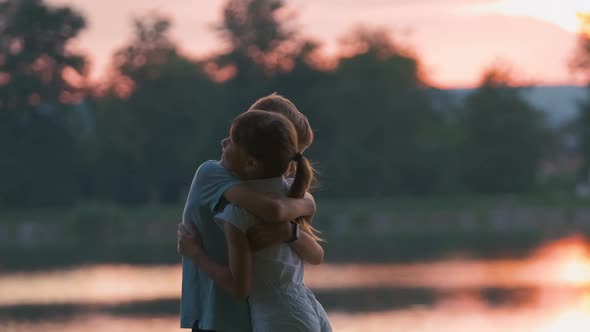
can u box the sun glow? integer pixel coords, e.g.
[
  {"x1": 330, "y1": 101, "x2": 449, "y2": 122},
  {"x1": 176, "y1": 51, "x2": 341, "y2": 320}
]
[
  {"x1": 561, "y1": 258, "x2": 590, "y2": 286},
  {"x1": 531, "y1": 235, "x2": 590, "y2": 287},
  {"x1": 467, "y1": 0, "x2": 590, "y2": 33}
]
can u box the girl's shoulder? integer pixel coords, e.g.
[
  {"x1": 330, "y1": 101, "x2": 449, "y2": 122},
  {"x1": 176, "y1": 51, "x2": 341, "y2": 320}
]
[{"x1": 215, "y1": 203, "x2": 258, "y2": 232}]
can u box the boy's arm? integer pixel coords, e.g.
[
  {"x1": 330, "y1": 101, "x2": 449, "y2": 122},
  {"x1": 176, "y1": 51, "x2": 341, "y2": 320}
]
[
  {"x1": 224, "y1": 186, "x2": 316, "y2": 223},
  {"x1": 177, "y1": 223, "x2": 252, "y2": 299}
]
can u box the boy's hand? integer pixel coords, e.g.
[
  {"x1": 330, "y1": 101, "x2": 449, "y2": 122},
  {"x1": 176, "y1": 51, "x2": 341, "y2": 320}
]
[
  {"x1": 267, "y1": 192, "x2": 316, "y2": 223},
  {"x1": 247, "y1": 222, "x2": 292, "y2": 251},
  {"x1": 177, "y1": 223, "x2": 204, "y2": 259}
]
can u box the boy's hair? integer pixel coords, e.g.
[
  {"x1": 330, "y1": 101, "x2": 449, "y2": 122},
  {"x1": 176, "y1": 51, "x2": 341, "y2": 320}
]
[
  {"x1": 231, "y1": 111, "x2": 321, "y2": 241},
  {"x1": 248, "y1": 93, "x2": 313, "y2": 152}
]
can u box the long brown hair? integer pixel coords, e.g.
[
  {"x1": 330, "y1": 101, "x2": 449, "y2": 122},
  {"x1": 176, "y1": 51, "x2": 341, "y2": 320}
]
[{"x1": 231, "y1": 110, "x2": 322, "y2": 241}]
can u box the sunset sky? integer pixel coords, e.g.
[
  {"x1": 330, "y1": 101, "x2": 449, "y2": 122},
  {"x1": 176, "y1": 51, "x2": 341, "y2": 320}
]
[{"x1": 47, "y1": 0, "x2": 590, "y2": 88}]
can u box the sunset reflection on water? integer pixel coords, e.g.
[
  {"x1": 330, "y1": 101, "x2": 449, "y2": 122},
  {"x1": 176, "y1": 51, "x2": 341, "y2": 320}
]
[{"x1": 2, "y1": 235, "x2": 590, "y2": 331}]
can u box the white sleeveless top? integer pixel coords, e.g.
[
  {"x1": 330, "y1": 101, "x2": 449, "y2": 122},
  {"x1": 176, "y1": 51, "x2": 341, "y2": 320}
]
[{"x1": 215, "y1": 176, "x2": 332, "y2": 332}]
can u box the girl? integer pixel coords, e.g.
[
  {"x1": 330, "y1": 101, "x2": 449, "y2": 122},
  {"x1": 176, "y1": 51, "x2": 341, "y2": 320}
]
[{"x1": 180, "y1": 110, "x2": 332, "y2": 331}]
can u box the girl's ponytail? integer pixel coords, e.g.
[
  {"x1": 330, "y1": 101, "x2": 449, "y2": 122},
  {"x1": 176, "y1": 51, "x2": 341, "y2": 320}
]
[{"x1": 289, "y1": 153, "x2": 322, "y2": 241}]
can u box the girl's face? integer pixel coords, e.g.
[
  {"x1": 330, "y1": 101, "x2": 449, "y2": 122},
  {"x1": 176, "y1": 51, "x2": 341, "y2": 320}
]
[{"x1": 220, "y1": 136, "x2": 255, "y2": 179}]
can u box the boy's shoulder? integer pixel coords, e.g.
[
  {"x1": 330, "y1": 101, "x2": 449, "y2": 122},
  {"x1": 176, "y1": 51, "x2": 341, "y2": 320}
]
[
  {"x1": 196, "y1": 159, "x2": 221, "y2": 173},
  {"x1": 196, "y1": 160, "x2": 230, "y2": 181},
  {"x1": 191, "y1": 160, "x2": 239, "y2": 208}
]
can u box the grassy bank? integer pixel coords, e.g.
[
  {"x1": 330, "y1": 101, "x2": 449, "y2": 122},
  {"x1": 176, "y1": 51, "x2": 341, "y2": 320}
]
[{"x1": 1, "y1": 195, "x2": 589, "y2": 270}]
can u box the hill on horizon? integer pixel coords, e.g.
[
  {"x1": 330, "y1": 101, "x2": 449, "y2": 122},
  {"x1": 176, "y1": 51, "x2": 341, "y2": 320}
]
[{"x1": 441, "y1": 85, "x2": 588, "y2": 127}]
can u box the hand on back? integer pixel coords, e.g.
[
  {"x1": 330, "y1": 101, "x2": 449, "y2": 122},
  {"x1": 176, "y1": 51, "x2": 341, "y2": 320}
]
[{"x1": 177, "y1": 223, "x2": 204, "y2": 258}]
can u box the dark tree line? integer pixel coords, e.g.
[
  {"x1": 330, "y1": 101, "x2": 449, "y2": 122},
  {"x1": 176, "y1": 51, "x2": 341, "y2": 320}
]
[{"x1": 0, "y1": 0, "x2": 578, "y2": 207}]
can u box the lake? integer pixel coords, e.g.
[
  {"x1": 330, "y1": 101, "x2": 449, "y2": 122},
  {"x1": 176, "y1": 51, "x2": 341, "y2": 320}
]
[{"x1": 2, "y1": 235, "x2": 590, "y2": 331}]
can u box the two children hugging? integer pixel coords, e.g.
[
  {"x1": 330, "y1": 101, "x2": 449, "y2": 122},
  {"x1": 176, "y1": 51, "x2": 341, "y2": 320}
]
[{"x1": 177, "y1": 94, "x2": 332, "y2": 332}]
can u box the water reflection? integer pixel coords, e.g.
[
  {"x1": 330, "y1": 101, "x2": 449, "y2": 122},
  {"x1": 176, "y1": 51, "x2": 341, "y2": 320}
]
[
  {"x1": 1, "y1": 235, "x2": 590, "y2": 331},
  {"x1": 0, "y1": 265, "x2": 181, "y2": 306}
]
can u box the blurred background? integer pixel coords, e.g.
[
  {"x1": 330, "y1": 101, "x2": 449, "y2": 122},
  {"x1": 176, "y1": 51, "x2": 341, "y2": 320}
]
[{"x1": 2, "y1": 0, "x2": 590, "y2": 331}]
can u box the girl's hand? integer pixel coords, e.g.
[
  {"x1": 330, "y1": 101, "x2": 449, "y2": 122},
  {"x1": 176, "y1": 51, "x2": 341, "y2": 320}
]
[{"x1": 177, "y1": 223, "x2": 204, "y2": 259}]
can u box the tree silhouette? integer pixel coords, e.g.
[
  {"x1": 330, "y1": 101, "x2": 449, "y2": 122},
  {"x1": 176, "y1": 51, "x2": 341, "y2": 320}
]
[
  {"x1": 0, "y1": 0, "x2": 86, "y2": 109},
  {"x1": 214, "y1": 0, "x2": 299, "y2": 81},
  {"x1": 94, "y1": 14, "x2": 228, "y2": 203},
  {"x1": 0, "y1": 0, "x2": 87, "y2": 207},
  {"x1": 458, "y1": 65, "x2": 546, "y2": 194},
  {"x1": 570, "y1": 12, "x2": 590, "y2": 183},
  {"x1": 313, "y1": 28, "x2": 442, "y2": 196}
]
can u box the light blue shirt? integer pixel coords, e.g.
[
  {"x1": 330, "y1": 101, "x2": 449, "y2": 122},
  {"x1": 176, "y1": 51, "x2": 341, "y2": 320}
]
[{"x1": 180, "y1": 160, "x2": 251, "y2": 331}]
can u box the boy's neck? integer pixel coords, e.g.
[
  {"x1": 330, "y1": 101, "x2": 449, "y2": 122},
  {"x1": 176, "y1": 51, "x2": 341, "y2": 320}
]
[{"x1": 219, "y1": 159, "x2": 246, "y2": 180}]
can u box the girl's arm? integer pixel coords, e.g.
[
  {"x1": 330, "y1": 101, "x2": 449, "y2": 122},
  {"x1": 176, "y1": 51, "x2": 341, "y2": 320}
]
[
  {"x1": 246, "y1": 222, "x2": 324, "y2": 265},
  {"x1": 224, "y1": 186, "x2": 316, "y2": 223},
  {"x1": 289, "y1": 229, "x2": 324, "y2": 265},
  {"x1": 177, "y1": 223, "x2": 252, "y2": 298}
]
